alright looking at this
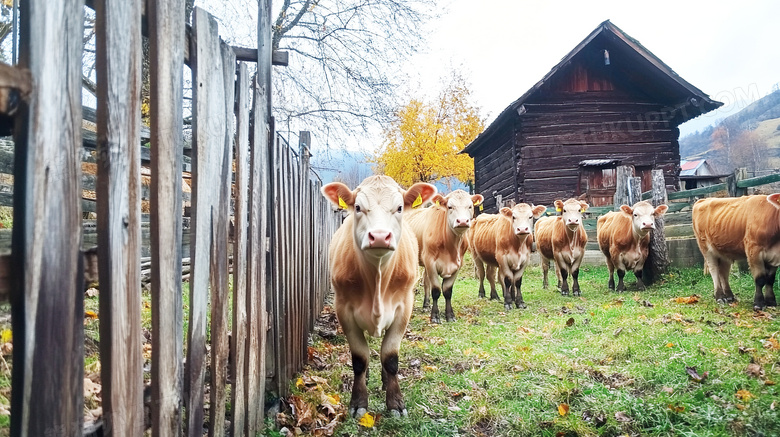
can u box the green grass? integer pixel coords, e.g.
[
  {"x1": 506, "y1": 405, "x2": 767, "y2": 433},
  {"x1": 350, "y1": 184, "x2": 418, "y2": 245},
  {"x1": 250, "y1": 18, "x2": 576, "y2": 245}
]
[{"x1": 288, "y1": 256, "x2": 780, "y2": 436}]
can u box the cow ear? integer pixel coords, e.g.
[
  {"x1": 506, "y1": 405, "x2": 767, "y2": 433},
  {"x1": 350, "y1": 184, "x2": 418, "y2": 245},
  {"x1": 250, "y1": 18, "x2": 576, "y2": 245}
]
[
  {"x1": 654, "y1": 204, "x2": 669, "y2": 215},
  {"x1": 620, "y1": 205, "x2": 633, "y2": 215},
  {"x1": 500, "y1": 207, "x2": 513, "y2": 218},
  {"x1": 768, "y1": 193, "x2": 780, "y2": 210},
  {"x1": 554, "y1": 200, "x2": 564, "y2": 212},
  {"x1": 431, "y1": 194, "x2": 446, "y2": 208},
  {"x1": 321, "y1": 182, "x2": 354, "y2": 209},
  {"x1": 532, "y1": 205, "x2": 547, "y2": 218},
  {"x1": 471, "y1": 194, "x2": 484, "y2": 206},
  {"x1": 405, "y1": 183, "x2": 437, "y2": 209},
  {"x1": 580, "y1": 201, "x2": 590, "y2": 213}
]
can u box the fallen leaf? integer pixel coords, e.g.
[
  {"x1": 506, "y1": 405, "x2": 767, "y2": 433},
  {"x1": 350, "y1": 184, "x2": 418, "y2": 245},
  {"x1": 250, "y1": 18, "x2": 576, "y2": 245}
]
[
  {"x1": 686, "y1": 366, "x2": 709, "y2": 383},
  {"x1": 765, "y1": 380, "x2": 775, "y2": 386},
  {"x1": 142, "y1": 343, "x2": 152, "y2": 360},
  {"x1": 642, "y1": 300, "x2": 654, "y2": 308},
  {"x1": 736, "y1": 389, "x2": 755, "y2": 402},
  {"x1": 565, "y1": 317, "x2": 575, "y2": 327},
  {"x1": 666, "y1": 342, "x2": 675, "y2": 348},
  {"x1": 423, "y1": 365, "x2": 438, "y2": 372},
  {"x1": 662, "y1": 386, "x2": 674, "y2": 394},
  {"x1": 448, "y1": 405, "x2": 461, "y2": 412},
  {"x1": 763, "y1": 337, "x2": 780, "y2": 350},
  {"x1": 83, "y1": 378, "x2": 101, "y2": 397},
  {"x1": 85, "y1": 287, "x2": 99, "y2": 297},
  {"x1": 736, "y1": 404, "x2": 746, "y2": 410},
  {"x1": 674, "y1": 295, "x2": 700, "y2": 304},
  {"x1": 358, "y1": 412, "x2": 375, "y2": 428},
  {"x1": 558, "y1": 403, "x2": 569, "y2": 416},
  {"x1": 745, "y1": 363, "x2": 764, "y2": 378},
  {"x1": 738, "y1": 346, "x2": 756, "y2": 354},
  {"x1": 667, "y1": 404, "x2": 685, "y2": 413},
  {"x1": 85, "y1": 310, "x2": 98, "y2": 319},
  {"x1": 613, "y1": 327, "x2": 623, "y2": 337},
  {"x1": 0, "y1": 342, "x2": 11, "y2": 355},
  {"x1": 614, "y1": 411, "x2": 632, "y2": 422}
]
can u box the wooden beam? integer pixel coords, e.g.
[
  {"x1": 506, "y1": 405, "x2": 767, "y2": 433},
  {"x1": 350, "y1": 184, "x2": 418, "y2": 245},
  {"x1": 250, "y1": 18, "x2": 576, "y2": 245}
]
[
  {"x1": 94, "y1": 0, "x2": 144, "y2": 434},
  {"x1": 11, "y1": 0, "x2": 85, "y2": 435}
]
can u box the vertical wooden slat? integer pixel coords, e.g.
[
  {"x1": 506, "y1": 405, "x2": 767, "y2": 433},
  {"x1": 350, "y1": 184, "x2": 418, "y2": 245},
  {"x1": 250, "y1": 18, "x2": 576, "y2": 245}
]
[
  {"x1": 270, "y1": 136, "x2": 284, "y2": 396},
  {"x1": 188, "y1": 7, "x2": 226, "y2": 436},
  {"x1": 208, "y1": 41, "x2": 236, "y2": 437},
  {"x1": 298, "y1": 132, "x2": 311, "y2": 370},
  {"x1": 11, "y1": 0, "x2": 84, "y2": 436},
  {"x1": 95, "y1": 0, "x2": 143, "y2": 434},
  {"x1": 231, "y1": 62, "x2": 250, "y2": 437},
  {"x1": 148, "y1": 0, "x2": 185, "y2": 434}
]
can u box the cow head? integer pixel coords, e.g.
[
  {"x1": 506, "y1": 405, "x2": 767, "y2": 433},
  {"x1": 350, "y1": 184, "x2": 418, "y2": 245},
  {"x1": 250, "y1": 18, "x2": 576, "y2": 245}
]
[
  {"x1": 768, "y1": 193, "x2": 780, "y2": 210},
  {"x1": 501, "y1": 203, "x2": 547, "y2": 236},
  {"x1": 620, "y1": 201, "x2": 669, "y2": 236},
  {"x1": 555, "y1": 198, "x2": 589, "y2": 231},
  {"x1": 431, "y1": 190, "x2": 484, "y2": 235},
  {"x1": 322, "y1": 175, "x2": 437, "y2": 260}
]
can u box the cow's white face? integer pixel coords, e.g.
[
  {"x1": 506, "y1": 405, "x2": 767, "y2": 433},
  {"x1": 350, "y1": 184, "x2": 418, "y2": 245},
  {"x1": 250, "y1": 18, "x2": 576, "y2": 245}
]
[
  {"x1": 322, "y1": 176, "x2": 437, "y2": 262},
  {"x1": 620, "y1": 201, "x2": 668, "y2": 236},
  {"x1": 501, "y1": 203, "x2": 547, "y2": 236},
  {"x1": 555, "y1": 198, "x2": 589, "y2": 231},
  {"x1": 432, "y1": 190, "x2": 484, "y2": 236}
]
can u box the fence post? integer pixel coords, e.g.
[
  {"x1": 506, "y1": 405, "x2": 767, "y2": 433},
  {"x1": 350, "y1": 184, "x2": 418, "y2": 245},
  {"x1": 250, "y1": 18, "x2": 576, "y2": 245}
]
[
  {"x1": 299, "y1": 131, "x2": 311, "y2": 370},
  {"x1": 95, "y1": 0, "x2": 144, "y2": 434},
  {"x1": 643, "y1": 169, "x2": 669, "y2": 285},
  {"x1": 11, "y1": 0, "x2": 85, "y2": 435},
  {"x1": 614, "y1": 165, "x2": 637, "y2": 209},
  {"x1": 734, "y1": 167, "x2": 748, "y2": 197}
]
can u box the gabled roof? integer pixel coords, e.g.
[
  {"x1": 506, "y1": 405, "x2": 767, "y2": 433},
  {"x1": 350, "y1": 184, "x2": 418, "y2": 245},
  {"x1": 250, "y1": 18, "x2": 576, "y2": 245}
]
[{"x1": 462, "y1": 20, "x2": 723, "y2": 156}]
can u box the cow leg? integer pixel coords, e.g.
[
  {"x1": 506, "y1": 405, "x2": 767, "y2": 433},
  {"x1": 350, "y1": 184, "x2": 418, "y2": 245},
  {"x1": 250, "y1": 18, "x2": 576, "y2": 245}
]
[
  {"x1": 430, "y1": 286, "x2": 442, "y2": 324},
  {"x1": 514, "y1": 277, "x2": 526, "y2": 309},
  {"x1": 380, "y1": 319, "x2": 408, "y2": 417},
  {"x1": 571, "y1": 268, "x2": 582, "y2": 297},
  {"x1": 442, "y1": 275, "x2": 458, "y2": 322},
  {"x1": 502, "y1": 275, "x2": 514, "y2": 311},
  {"x1": 486, "y1": 264, "x2": 500, "y2": 300},
  {"x1": 616, "y1": 269, "x2": 626, "y2": 292},
  {"x1": 342, "y1": 322, "x2": 370, "y2": 418},
  {"x1": 764, "y1": 264, "x2": 777, "y2": 307},
  {"x1": 633, "y1": 270, "x2": 646, "y2": 291},
  {"x1": 560, "y1": 268, "x2": 570, "y2": 296},
  {"x1": 540, "y1": 256, "x2": 550, "y2": 290},
  {"x1": 474, "y1": 258, "x2": 487, "y2": 299},
  {"x1": 753, "y1": 273, "x2": 768, "y2": 310},
  {"x1": 422, "y1": 271, "x2": 432, "y2": 309},
  {"x1": 554, "y1": 262, "x2": 563, "y2": 291},
  {"x1": 719, "y1": 259, "x2": 735, "y2": 302},
  {"x1": 605, "y1": 258, "x2": 616, "y2": 291}
]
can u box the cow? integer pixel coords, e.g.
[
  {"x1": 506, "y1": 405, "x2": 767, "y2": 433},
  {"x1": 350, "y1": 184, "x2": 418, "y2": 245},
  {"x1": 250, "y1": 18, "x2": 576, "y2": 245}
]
[
  {"x1": 692, "y1": 194, "x2": 780, "y2": 310},
  {"x1": 534, "y1": 198, "x2": 589, "y2": 296},
  {"x1": 405, "y1": 190, "x2": 484, "y2": 323},
  {"x1": 469, "y1": 203, "x2": 547, "y2": 310},
  {"x1": 597, "y1": 200, "x2": 669, "y2": 292},
  {"x1": 321, "y1": 175, "x2": 437, "y2": 418}
]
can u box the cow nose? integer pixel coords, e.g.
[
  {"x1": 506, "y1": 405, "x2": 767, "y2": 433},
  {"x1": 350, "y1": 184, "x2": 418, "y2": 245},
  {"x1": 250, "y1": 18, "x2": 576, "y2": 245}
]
[
  {"x1": 368, "y1": 230, "x2": 392, "y2": 248},
  {"x1": 516, "y1": 226, "x2": 529, "y2": 234},
  {"x1": 455, "y1": 218, "x2": 470, "y2": 227},
  {"x1": 567, "y1": 218, "x2": 579, "y2": 225}
]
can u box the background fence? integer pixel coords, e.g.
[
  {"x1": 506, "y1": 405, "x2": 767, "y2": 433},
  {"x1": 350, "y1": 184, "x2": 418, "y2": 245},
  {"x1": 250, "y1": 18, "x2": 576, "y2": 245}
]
[{"x1": 0, "y1": 1, "x2": 339, "y2": 436}]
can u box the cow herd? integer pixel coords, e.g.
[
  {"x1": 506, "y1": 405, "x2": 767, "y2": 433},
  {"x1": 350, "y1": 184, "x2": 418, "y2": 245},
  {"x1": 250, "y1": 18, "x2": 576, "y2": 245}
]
[{"x1": 320, "y1": 175, "x2": 780, "y2": 418}]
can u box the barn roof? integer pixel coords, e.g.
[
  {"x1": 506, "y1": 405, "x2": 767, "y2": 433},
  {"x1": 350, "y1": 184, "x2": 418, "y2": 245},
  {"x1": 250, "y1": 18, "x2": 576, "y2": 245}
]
[{"x1": 462, "y1": 20, "x2": 723, "y2": 156}]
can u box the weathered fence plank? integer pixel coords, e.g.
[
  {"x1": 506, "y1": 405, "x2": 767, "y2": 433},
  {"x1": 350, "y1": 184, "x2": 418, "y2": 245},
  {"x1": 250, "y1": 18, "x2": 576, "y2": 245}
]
[
  {"x1": 613, "y1": 166, "x2": 634, "y2": 209},
  {"x1": 299, "y1": 132, "x2": 312, "y2": 369},
  {"x1": 11, "y1": 0, "x2": 85, "y2": 435},
  {"x1": 736, "y1": 172, "x2": 780, "y2": 189},
  {"x1": 643, "y1": 169, "x2": 669, "y2": 285},
  {"x1": 208, "y1": 41, "x2": 236, "y2": 437},
  {"x1": 148, "y1": 0, "x2": 185, "y2": 434},
  {"x1": 231, "y1": 62, "x2": 250, "y2": 437},
  {"x1": 188, "y1": 8, "x2": 226, "y2": 436},
  {"x1": 668, "y1": 183, "x2": 727, "y2": 200},
  {"x1": 95, "y1": 0, "x2": 144, "y2": 434}
]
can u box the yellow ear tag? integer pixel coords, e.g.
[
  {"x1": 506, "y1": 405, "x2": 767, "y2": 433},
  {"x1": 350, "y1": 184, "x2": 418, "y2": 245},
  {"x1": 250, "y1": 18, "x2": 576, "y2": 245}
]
[
  {"x1": 474, "y1": 200, "x2": 482, "y2": 206},
  {"x1": 556, "y1": 207, "x2": 562, "y2": 212},
  {"x1": 479, "y1": 204, "x2": 484, "y2": 211},
  {"x1": 412, "y1": 194, "x2": 423, "y2": 209},
  {"x1": 338, "y1": 196, "x2": 348, "y2": 210},
  {"x1": 434, "y1": 199, "x2": 440, "y2": 207},
  {"x1": 581, "y1": 208, "x2": 586, "y2": 213}
]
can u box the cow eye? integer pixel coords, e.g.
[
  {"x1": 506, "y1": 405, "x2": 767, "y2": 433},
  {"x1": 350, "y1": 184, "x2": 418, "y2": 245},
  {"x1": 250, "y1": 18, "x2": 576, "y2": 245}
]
[
  {"x1": 397, "y1": 206, "x2": 402, "y2": 213},
  {"x1": 448, "y1": 206, "x2": 453, "y2": 210},
  {"x1": 355, "y1": 205, "x2": 362, "y2": 213}
]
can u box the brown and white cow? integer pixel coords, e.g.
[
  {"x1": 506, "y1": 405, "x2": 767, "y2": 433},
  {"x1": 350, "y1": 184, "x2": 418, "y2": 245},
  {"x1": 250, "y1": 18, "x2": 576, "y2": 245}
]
[
  {"x1": 321, "y1": 176, "x2": 437, "y2": 418},
  {"x1": 692, "y1": 194, "x2": 780, "y2": 309},
  {"x1": 406, "y1": 190, "x2": 483, "y2": 323},
  {"x1": 534, "y1": 198, "x2": 589, "y2": 296},
  {"x1": 469, "y1": 203, "x2": 547, "y2": 310},
  {"x1": 597, "y1": 200, "x2": 668, "y2": 292}
]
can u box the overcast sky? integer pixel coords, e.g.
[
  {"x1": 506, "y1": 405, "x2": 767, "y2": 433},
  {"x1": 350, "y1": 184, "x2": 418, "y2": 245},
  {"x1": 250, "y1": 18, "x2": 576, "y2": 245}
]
[{"x1": 407, "y1": 0, "x2": 780, "y2": 137}]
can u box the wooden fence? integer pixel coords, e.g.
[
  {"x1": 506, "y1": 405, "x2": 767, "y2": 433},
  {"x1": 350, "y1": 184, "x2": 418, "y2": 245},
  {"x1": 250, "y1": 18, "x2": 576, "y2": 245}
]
[{"x1": 2, "y1": 1, "x2": 339, "y2": 436}]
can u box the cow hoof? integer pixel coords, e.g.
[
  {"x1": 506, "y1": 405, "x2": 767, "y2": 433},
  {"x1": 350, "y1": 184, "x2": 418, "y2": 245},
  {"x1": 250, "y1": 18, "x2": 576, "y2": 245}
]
[
  {"x1": 560, "y1": 291, "x2": 569, "y2": 297},
  {"x1": 504, "y1": 303, "x2": 513, "y2": 311},
  {"x1": 754, "y1": 304, "x2": 766, "y2": 311},
  {"x1": 716, "y1": 298, "x2": 728, "y2": 305},
  {"x1": 516, "y1": 302, "x2": 527, "y2": 309},
  {"x1": 430, "y1": 316, "x2": 441, "y2": 324},
  {"x1": 350, "y1": 407, "x2": 368, "y2": 419},
  {"x1": 478, "y1": 293, "x2": 486, "y2": 299},
  {"x1": 766, "y1": 299, "x2": 777, "y2": 307},
  {"x1": 490, "y1": 295, "x2": 500, "y2": 301},
  {"x1": 573, "y1": 291, "x2": 581, "y2": 297},
  {"x1": 389, "y1": 409, "x2": 408, "y2": 418},
  {"x1": 446, "y1": 316, "x2": 457, "y2": 322}
]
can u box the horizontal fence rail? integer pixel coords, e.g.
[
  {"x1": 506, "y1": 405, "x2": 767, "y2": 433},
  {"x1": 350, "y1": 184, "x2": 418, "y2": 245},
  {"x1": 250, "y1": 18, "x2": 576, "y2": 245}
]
[{"x1": 1, "y1": 3, "x2": 340, "y2": 437}]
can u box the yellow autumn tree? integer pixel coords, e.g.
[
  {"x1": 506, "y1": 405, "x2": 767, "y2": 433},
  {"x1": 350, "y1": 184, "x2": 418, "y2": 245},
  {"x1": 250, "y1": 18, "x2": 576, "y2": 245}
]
[{"x1": 374, "y1": 73, "x2": 484, "y2": 189}]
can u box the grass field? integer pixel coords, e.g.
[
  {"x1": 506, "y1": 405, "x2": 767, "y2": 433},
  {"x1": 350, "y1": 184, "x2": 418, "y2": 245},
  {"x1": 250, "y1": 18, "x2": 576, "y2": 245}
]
[{"x1": 279, "y1": 256, "x2": 780, "y2": 437}]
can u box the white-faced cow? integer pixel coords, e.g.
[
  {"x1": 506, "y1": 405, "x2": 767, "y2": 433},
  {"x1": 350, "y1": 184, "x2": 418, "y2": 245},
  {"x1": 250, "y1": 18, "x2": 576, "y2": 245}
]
[
  {"x1": 534, "y1": 198, "x2": 589, "y2": 296},
  {"x1": 322, "y1": 175, "x2": 437, "y2": 417},
  {"x1": 597, "y1": 200, "x2": 668, "y2": 292},
  {"x1": 469, "y1": 203, "x2": 547, "y2": 310},
  {"x1": 405, "y1": 190, "x2": 483, "y2": 323},
  {"x1": 692, "y1": 194, "x2": 780, "y2": 310}
]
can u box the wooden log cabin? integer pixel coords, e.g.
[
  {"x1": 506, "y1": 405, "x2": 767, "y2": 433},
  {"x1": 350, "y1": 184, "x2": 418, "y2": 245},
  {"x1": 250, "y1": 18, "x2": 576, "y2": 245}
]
[{"x1": 462, "y1": 20, "x2": 723, "y2": 211}]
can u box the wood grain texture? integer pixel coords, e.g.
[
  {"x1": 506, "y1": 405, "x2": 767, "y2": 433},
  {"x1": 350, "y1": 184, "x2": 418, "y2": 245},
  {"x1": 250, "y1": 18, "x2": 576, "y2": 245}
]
[
  {"x1": 208, "y1": 40, "x2": 235, "y2": 437},
  {"x1": 11, "y1": 0, "x2": 85, "y2": 435},
  {"x1": 188, "y1": 7, "x2": 226, "y2": 436},
  {"x1": 95, "y1": 0, "x2": 144, "y2": 434},
  {"x1": 230, "y1": 62, "x2": 250, "y2": 437},
  {"x1": 148, "y1": 0, "x2": 185, "y2": 434}
]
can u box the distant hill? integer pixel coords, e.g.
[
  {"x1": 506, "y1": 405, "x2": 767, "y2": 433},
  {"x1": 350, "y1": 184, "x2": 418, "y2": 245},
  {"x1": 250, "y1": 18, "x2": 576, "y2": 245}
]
[{"x1": 680, "y1": 89, "x2": 780, "y2": 173}]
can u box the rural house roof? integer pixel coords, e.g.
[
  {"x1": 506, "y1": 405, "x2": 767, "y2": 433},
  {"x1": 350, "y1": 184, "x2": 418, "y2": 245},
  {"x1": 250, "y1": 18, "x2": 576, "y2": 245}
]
[{"x1": 462, "y1": 20, "x2": 723, "y2": 156}]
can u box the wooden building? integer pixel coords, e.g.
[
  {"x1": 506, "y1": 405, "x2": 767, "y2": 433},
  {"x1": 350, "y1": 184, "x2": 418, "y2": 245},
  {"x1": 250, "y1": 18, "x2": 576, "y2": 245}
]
[{"x1": 462, "y1": 20, "x2": 722, "y2": 211}]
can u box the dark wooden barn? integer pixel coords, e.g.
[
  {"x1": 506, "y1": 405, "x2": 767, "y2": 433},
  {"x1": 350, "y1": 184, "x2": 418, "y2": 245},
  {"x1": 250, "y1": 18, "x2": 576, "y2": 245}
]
[{"x1": 462, "y1": 20, "x2": 723, "y2": 211}]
